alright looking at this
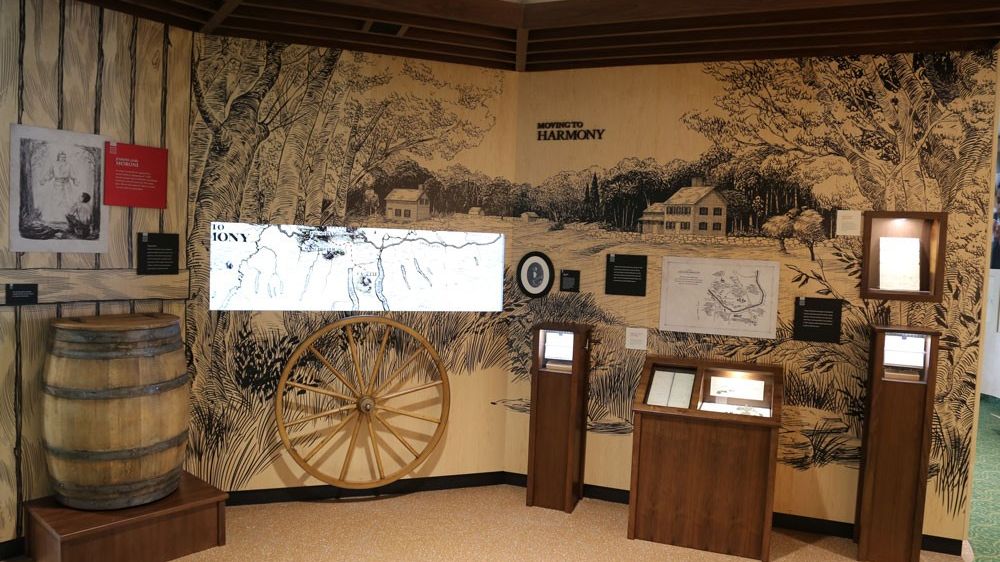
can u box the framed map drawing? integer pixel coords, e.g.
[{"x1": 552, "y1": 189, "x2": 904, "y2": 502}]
[
  {"x1": 209, "y1": 222, "x2": 505, "y2": 312},
  {"x1": 659, "y1": 256, "x2": 780, "y2": 339},
  {"x1": 9, "y1": 124, "x2": 108, "y2": 252}
]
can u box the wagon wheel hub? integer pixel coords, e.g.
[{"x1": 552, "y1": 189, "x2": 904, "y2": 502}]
[{"x1": 358, "y1": 396, "x2": 376, "y2": 414}]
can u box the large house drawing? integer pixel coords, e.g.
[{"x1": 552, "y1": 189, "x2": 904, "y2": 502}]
[
  {"x1": 385, "y1": 188, "x2": 430, "y2": 221},
  {"x1": 639, "y1": 180, "x2": 727, "y2": 236}
]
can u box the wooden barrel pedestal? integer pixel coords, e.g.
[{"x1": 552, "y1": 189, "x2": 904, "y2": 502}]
[{"x1": 42, "y1": 313, "x2": 189, "y2": 510}]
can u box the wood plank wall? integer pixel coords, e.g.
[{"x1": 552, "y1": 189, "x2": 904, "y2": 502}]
[{"x1": 0, "y1": 0, "x2": 192, "y2": 542}]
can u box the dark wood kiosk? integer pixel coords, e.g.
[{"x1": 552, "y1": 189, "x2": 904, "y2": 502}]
[
  {"x1": 628, "y1": 356, "x2": 782, "y2": 561},
  {"x1": 856, "y1": 327, "x2": 940, "y2": 562},
  {"x1": 526, "y1": 323, "x2": 591, "y2": 513},
  {"x1": 25, "y1": 472, "x2": 227, "y2": 562},
  {"x1": 860, "y1": 211, "x2": 947, "y2": 303}
]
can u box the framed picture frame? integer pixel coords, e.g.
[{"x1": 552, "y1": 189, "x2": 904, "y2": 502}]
[
  {"x1": 9, "y1": 124, "x2": 109, "y2": 253},
  {"x1": 516, "y1": 251, "x2": 554, "y2": 297},
  {"x1": 860, "y1": 211, "x2": 946, "y2": 302}
]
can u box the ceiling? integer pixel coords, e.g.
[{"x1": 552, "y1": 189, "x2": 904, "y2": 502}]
[{"x1": 81, "y1": 0, "x2": 1000, "y2": 71}]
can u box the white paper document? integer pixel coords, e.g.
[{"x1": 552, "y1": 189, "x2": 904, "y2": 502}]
[
  {"x1": 698, "y1": 403, "x2": 771, "y2": 417},
  {"x1": 883, "y1": 333, "x2": 927, "y2": 368},
  {"x1": 878, "y1": 236, "x2": 921, "y2": 291},
  {"x1": 624, "y1": 327, "x2": 648, "y2": 350},
  {"x1": 647, "y1": 369, "x2": 695, "y2": 408},
  {"x1": 835, "y1": 210, "x2": 863, "y2": 236},
  {"x1": 659, "y1": 257, "x2": 780, "y2": 339},
  {"x1": 542, "y1": 330, "x2": 574, "y2": 361}
]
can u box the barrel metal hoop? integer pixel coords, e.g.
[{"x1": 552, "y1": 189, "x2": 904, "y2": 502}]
[
  {"x1": 44, "y1": 431, "x2": 188, "y2": 461},
  {"x1": 52, "y1": 467, "x2": 182, "y2": 496},
  {"x1": 50, "y1": 337, "x2": 183, "y2": 359},
  {"x1": 43, "y1": 372, "x2": 190, "y2": 400},
  {"x1": 52, "y1": 323, "x2": 180, "y2": 344}
]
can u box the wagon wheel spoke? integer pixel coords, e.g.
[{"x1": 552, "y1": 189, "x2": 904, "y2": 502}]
[
  {"x1": 374, "y1": 411, "x2": 420, "y2": 458},
  {"x1": 308, "y1": 345, "x2": 362, "y2": 397},
  {"x1": 286, "y1": 381, "x2": 354, "y2": 402},
  {"x1": 285, "y1": 403, "x2": 355, "y2": 428},
  {"x1": 367, "y1": 415, "x2": 385, "y2": 480},
  {"x1": 304, "y1": 412, "x2": 357, "y2": 463},
  {"x1": 367, "y1": 327, "x2": 392, "y2": 394},
  {"x1": 345, "y1": 326, "x2": 366, "y2": 392},
  {"x1": 340, "y1": 416, "x2": 363, "y2": 481},
  {"x1": 373, "y1": 349, "x2": 423, "y2": 396},
  {"x1": 379, "y1": 380, "x2": 444, "y2": 402},
  {"x1": 378, "y1": 404, "x2": 441, "y2": 424}
]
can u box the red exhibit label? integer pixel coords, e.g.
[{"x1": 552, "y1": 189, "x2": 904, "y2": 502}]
[{"x1": 103, "y1": 142, "x2": 168, "y2": 208}]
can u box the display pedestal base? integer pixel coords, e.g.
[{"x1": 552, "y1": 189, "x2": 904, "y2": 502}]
[{"x1": 25, "y1": 472, "x2": 227, "y2": 562}]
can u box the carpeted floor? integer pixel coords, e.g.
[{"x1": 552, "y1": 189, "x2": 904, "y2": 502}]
[
  {"x1": 971, "y1": 395, "x2": 1000, "y2": 562},
  {"x1": 177, "y1": 485, "x2": 968, "y2": 562}
]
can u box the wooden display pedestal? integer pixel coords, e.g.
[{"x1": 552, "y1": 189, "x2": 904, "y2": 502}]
[
  {"x1": 25, "y1": 472, "x2": 227, "y2": 562},
  {"x1": 856, "y1": 327, "x2": 939, "y2": 562},
  {"x1": 526, "y1": 323, "x2": 591, "y2": 513}
]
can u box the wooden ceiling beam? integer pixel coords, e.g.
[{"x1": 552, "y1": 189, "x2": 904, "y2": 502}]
[
  {"x1": 526, "y1": 39, "x2": 999, "y2": 71},
  {"x1": 240, "y1": 0, "x2": 517, "y2": 40},
  {"x1": 232, "y1": 6, "x2": 515, "y2": 52},
  {"x1": 527, "y1": 27, "x2": 1000, "y2": 64},
  {"x1": 326, "y1": 0, "x2": 522, "y2": 28},
  {"x1": 216, "y1": 25, "x2": 516, "y2": 70},
  {"x1": 523, "y1": 0, "x2": 961, "y2": 29},
  {"x1": 530, "y1": 11, "x2": 1000, "y2": 53},
  {"x1": 515, "y1": 28, "x2": 527, "y2": 72},
  {"x1": 79, "y1": 0, "x2": 207, "y2": 29},
  {"x1": 201, "y1": 0, "x2": 243, "y2": 34},
  {"x1": 219, "y1": 20, "x2": 515, "y2": 64},
  {"x1": 527, "y1": 0, "x2": 1000, "y2": 41}
]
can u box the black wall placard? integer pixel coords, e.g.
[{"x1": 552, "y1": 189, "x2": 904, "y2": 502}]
[
  {"x1": 5, "y1": 283, "x2": 38, "y2": 306},
  {"x1": 605, "y1": 254, "x2": 647, "y2": 296},
  {"x1": 137, "y1": 233, "x2": 180, "y2": 275},
  {"x1": 560, "y1": 270, "x2": 580, "y2": 292},
  {"x1": 793, "y1": 297, "x2": 843, "y2": 343}
]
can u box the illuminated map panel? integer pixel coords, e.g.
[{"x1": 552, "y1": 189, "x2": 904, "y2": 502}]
[{"x1": 210, "y1": 222, "x2": 505, "y2": 312}]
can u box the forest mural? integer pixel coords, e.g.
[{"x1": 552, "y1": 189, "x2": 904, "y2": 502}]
[{"x1": 184, "y1": 29, "x2": 995, "y2": 535}]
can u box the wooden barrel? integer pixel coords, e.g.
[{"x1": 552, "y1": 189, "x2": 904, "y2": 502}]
[{"x1": 42, "y1": 313, "x2": 189, "y2": 510}]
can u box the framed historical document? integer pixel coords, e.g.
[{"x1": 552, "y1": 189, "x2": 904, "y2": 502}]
[
  {"x1": 878, "y1": 237, "x2": 921, "y2": 291},
  {"x1": 646, "y1": 368, "x2": 696, "y2": 408},
  {"x1": 861, "y1": 211, "x2": 946, "y2": 302},
  {"x1": 9, "y1": 124, "x2": 109, "y2": 252}
]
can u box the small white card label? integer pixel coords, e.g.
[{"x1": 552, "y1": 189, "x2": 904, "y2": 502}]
[
  {"x1": 625, "y1": 327, "x2": 648, "y2": 350},
  {"x1": 836, "y1": 210, "x2": 863, "y2": 236}
]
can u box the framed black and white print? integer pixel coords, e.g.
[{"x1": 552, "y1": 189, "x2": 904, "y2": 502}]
[
  {"x1": 9, "y1": 124, "x2": 109, "y2": 253},
  {"x1": 517, "y1": 251, "x2": 554, "y2": 297}
]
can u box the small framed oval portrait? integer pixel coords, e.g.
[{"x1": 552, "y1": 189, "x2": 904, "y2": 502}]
[{"x1": 517, "y1": 251, "x2": 554, "y2": 297}]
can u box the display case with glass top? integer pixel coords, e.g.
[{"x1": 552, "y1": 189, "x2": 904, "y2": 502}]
[
  {"x1": 538, "y1": 328, "x2": 575, "y2": 372},
  {"x1": 697, "y1": 368, "x2": 774, "y2": 417},
  {"x1": 880, "y1": 330, "x2": 931, "y2": 382},
  {"x1": 636, "y1": 357, "x2": 781, "y2": 422},
  {"x1": 629, "y1": 356, "x2": 783, "y2": 561},
  {"x1": 861, "y1": 211, "x2": 947, "y2": 302}
]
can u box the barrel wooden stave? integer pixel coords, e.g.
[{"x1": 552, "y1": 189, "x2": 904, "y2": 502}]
[{"x1": 41, "y1": 313, "x2": 190, "y2": 510}]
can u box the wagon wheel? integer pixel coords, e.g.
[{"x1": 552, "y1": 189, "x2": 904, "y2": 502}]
[{"x1": 275, "y1": 316, "x2": 450, "y2": 489}]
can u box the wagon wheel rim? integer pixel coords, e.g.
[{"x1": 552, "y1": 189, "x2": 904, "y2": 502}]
[{"x1": 274, "y1": 316, "x2": 450, "y2": 489}]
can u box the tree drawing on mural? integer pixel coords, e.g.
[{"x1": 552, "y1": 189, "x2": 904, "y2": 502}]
[
  {"x1": 184, "y1": 35, "x2": 993, "y2": 522},
  {"x1": 678, "y1": 51, "x2": 996, "y2": 515},
  {"x1": 185, "y1": 37, "x2": 508, "y2": 490}
]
